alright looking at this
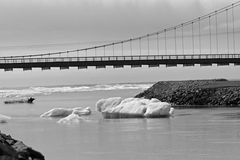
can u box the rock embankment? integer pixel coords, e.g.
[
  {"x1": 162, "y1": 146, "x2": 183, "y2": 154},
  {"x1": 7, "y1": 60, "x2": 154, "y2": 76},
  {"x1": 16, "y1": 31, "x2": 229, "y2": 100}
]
[
  {"x1": 135, "y1": 79, "x2": 240, "y2": 106},
  {"x1": 0, "y1": 132, "x2": 45, "y2": 160}
]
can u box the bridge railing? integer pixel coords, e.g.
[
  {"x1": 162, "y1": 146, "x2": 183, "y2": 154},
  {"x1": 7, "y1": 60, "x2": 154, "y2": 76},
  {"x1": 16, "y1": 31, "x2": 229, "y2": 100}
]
[{"x1": 0, "y1": 53, "x2": 240, "y2": 64}]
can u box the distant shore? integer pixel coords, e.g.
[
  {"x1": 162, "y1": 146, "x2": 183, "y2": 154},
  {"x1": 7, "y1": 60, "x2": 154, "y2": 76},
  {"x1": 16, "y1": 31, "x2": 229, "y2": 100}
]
[{"x1": 135, "y1": 79, "x2": 240, "y2": 107}]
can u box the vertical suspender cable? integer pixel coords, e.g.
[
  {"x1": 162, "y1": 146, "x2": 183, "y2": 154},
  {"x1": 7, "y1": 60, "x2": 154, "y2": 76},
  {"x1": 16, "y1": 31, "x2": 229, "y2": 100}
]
[
  {"x1": 226, "y1": 9, "x2": 230, "y2": 54},
  {"x1": 130, "y1": 39, "x2": 132, "y2": 56},
  {"x1": 112, "y1": 44, "x2": 115, "y2": 56},
  {"x1": 121, "y1": 42, "x2": 123, "y2": 56},
  {"x1": 157, "y1": 33, "x2": 159, "y2": 55},
  {"x1": 174, "y1": 28, "x2": 177, "y2": 55},
  {"x1": 85, "y1": 49, "x2": 87, "y2": 57},
  {"x1": 147, "y1": 35, "x2": 150, "y2": 55},
  {"x1": 164, "y1": 29, "x2": 167, "y2": 55},
  {"x1": 139, "y1": 38, "x2": 142, "y2": 55},
  {"x1": 192, "y1": 22, "x2": 194, "y2": 54},
  {"x1": 209, "y1": 16, "x2": 212, "y2": 54},
  {"x1": 95, "y1": 47, "x2": 97, "y2": 56},
  {"x1": 215, "y1": 11, "x2": 219, "y2": 54},
  {"x1": 232, "y1": 5, "x2": 236, "y2": 54},
  {"x1": 181, "y1": 25, "x2": 184, "y2": 54},
  {"x1": 103, "y1": 46, "x2": 106, "y2": 56},
  {"x1": 198, "y1": 18, "x2": 201, "y2": 54}
]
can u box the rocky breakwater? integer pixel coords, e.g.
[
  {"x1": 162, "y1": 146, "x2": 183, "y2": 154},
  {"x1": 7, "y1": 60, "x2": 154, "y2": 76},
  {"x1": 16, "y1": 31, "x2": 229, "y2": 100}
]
[
  {"x1": 0, "y1": 132, "x2": 45, "y2": 160},
  {"x1": 135, "y1": 79, "x2": 240, "y2": 107}
]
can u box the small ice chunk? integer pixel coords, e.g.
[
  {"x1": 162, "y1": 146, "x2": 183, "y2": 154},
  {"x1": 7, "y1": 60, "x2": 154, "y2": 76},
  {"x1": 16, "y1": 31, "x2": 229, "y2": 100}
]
[
  {"x1": 57, "y1": 113, "x2": 83, "y2": 125},
  {"x1": 96, "y1": 97, "x2": 122, "y2": 112},
  {"x1": 144, "y1": 102, "x2": 172, "y2": 118},
  {"x1": 40, "y1": 108, "x2": 73, "y2": 118},
  {"x1": 73, "y1": 107, "x2": 91, "y2": 116},
  {"x1": 40, "y1": 107, "x2": 91, "y2": 118},
  {"x1": 0, "y1": 114, "x2": 11, "y2": 123}
]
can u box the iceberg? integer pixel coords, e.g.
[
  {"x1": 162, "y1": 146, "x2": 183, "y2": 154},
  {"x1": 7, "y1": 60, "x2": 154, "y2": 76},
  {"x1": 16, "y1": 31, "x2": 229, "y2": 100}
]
[
  {"x1": 96, "y1": 97, "x2": 174, "y2": 119},
  {"x1": 96, "y1": 97, "x2": 122, "y2": 112},
  {"x1": 40, "y1": 107, "x2": 91, "y2": 118},
  {"x1": 57, "y1": 113, "x2": 84, "y2": 125},
  {"x1": 0, "y1": 114, "x2": 11, "y2": 123},
  {"x1": 73, "y1": 107, "x2": 91, "y2": 116}
]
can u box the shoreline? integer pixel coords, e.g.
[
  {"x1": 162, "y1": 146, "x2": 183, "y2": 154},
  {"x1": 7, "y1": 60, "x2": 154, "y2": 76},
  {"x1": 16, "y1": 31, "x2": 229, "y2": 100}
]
[
  {"x1": 173, "y1": 105, "x2": 240, "y2": 109},
  {"x1": 135, "y1": 79, "x2": 240, "y2": 107}
]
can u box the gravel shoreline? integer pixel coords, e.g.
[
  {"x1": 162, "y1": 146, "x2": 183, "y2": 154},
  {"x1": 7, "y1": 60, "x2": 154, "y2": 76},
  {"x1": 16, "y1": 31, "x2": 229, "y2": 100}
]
[{"x1": 135, "y1": 79, "x2": 240, "y2": 107}]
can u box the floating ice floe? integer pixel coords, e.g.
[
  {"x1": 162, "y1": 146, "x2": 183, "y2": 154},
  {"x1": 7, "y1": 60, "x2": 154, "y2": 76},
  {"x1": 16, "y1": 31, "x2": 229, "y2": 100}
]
[
  {"x1": 40, "y1": 107, "x2": 91, "y2": 118},
  {"x1": 0, "y1": 114, "x2": 11, "y2": 123},
  {"x1": 96, "y1": 97, "x2": 174, "y2": 119},
  {"x1": 41, "y1": 107, "x2": 91, "y2": 125},
  {"x1": 57, "y1": 113, "x2": 84, "y2": 125}
]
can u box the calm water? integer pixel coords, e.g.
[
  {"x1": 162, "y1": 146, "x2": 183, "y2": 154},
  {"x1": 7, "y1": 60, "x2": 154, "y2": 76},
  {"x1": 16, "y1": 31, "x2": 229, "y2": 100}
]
[{"x1": 1, "y1": 89, "x2": 240, "y2": 160}]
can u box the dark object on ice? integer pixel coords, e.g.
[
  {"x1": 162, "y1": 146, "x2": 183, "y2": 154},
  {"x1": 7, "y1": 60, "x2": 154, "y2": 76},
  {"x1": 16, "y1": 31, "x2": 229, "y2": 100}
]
[
  {"x1": 4, "y1": 97, "x2": 35, "y2": 104},
  {"x1": 135, "y1": 79, "x2": 240, "y2": 106},
  {"x1": 0, "y1": 131, "x2": 45, "y2": 160}
]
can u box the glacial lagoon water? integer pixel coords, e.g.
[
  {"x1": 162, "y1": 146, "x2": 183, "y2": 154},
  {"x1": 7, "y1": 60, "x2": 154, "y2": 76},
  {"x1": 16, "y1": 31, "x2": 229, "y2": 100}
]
[{"x1": 1, "y1": 87, "x2": 240, "y2": 160}]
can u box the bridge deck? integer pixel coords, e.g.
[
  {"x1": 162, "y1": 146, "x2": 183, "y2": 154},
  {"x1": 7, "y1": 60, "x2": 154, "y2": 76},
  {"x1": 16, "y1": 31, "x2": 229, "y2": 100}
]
[{"x1": 0, "y1": 54, "x2": 240, "y2": 69}]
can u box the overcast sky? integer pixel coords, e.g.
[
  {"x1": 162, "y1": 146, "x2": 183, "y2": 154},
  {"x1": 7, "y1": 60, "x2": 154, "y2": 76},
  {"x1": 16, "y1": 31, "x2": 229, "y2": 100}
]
[
  {"x1": 0, "y1": 0, "x2": 239, "y2": 87},
  {"x1": 0, "y1": 0, "x2": 230, "y2": 48}
]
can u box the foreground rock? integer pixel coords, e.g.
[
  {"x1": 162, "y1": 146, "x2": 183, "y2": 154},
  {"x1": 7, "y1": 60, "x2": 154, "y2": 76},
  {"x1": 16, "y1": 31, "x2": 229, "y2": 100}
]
[
  {"x1": 96, "y1": 97, "x2": 173, "y2": 118},
  {"x1": 0, "y1": 132, "x2": 45, "y2": 160},
  {"x1": 135, "y1": 79, "x2": 240, "y2": 106}
]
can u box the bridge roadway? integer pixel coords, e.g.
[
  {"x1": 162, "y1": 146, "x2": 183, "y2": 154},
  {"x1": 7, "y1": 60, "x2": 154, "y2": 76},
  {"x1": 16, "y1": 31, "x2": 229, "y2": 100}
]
[{"x1": 0, "y1": 53, "x2": 240, "y2": 71}]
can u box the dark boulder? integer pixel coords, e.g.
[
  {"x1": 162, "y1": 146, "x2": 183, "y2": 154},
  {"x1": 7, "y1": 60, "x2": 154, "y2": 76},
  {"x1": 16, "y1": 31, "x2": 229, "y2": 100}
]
[{"x1": 0, "y1": 132, "x2": 44, "y2": 160}]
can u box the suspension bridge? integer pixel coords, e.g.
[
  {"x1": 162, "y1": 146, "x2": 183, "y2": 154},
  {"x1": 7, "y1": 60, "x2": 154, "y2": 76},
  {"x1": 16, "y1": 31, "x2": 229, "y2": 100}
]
[{"x1": 1, "y1": 1, "x2": 240, "y2": 71}]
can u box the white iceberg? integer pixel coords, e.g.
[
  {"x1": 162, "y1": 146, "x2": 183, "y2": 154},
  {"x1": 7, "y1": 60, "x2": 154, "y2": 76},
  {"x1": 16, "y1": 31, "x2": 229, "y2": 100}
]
[
  {"x1": 0, "y1": 114, "x2": 11, "y2": 123},
  {"x1": 73, "y1": 107, "x2": 91, "y2": 116},
  {"x1": 96, "y1": 97, "x2": 174, "y2": 119},
  {"x1": 96, "y1": 97, "x2": 122, "y2": 112},
  {"x1": 40, "y1": 107, "x2": 91, "y2": 118},
  {"x1": 57, "y1": 113, "x2": 84, "y2": 125}
]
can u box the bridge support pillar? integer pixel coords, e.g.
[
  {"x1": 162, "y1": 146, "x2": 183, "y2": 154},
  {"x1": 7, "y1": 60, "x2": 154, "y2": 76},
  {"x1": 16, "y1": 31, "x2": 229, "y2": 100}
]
[
  {"x1": 113, "y1": 65, "x2": 124, "y2": 68},
  {"x1": 42, "y1": 67, "x2": 51, "y2": 70},
  {"x1": 4, "y1": 68, "x2": 13, "y2": 72},
  {"x1": 166, "y1": 64, "x2": 177, "y2": 67},
  {"x1": 234, "y1": 63, "x2": 240, "y2": 66},
  {"x1": 148, "y1": 64, "x2": 159, "y2": 68},
  {"x1": 78, "y1": 66, "x2": 87, "y2": 69},
  {"x1": 200, "y1": 63, "x2": 212, "y2": 67},
  {"x1": 183, "y1": 64, "x2": 195, "y2": 67},
  {"x1": 23, "y1": 68, "x2": 32, "y2": 71},
  {"x1": 131, "y1": 65, "x2": 142, "y2": 68},
  {"x1": 217, "y1": 63, "x2": 229, "y2": 66},
  {"x1": 60, "y1": 66, "x2": 69, "y2": 70},
  {"x1": 96, "y1": 66, "x2": 106, "y2": 69}
]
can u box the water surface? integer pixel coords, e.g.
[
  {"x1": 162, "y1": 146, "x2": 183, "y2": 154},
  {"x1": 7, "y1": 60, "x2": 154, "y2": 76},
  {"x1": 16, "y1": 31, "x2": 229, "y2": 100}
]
[{"x1": 1, "y1": 89, "x2": 240, "y2": 160}]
